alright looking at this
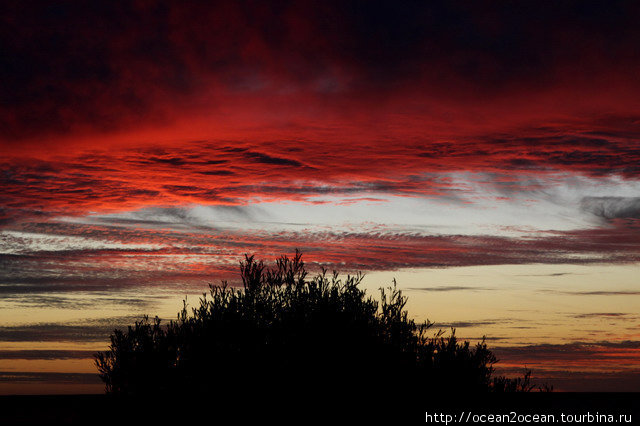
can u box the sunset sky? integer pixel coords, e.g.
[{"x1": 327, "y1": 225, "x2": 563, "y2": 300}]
[{"x1": 1, "y1": 0, "x2": 640, "y2": 394}]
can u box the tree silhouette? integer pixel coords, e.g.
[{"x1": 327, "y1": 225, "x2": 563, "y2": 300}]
[{"x1": 95, "y1": 251, "x2": 545, "y2": 397}]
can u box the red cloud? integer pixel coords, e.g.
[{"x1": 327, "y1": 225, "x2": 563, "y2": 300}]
[{"x1": 2, "y1": 121, "x2": 640, "y2": 225}]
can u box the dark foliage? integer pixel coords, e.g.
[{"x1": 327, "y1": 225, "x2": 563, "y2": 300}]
[{"x1": 95, "y1": 251, "x2": 546, "y2": 397}]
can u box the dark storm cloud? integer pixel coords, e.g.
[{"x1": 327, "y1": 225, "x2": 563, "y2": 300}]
[
  {"x1": 1, "y1": 0, "x2": 190, "y2": 138},
  {"x1": 2, "y1": 0, "x2": 640, "y2": 139},
  {"x1": 335, "y1": 1, "x2": 640, "y2": 89}
]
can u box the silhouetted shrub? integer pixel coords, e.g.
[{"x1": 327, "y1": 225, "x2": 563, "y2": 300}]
[{"x1": 95, "y1": 251, "x2": 545, "y2": 397}]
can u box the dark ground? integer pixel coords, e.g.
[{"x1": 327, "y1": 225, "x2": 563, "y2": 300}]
[{"x1": 1, "y1": 393, "x2": 638, "y2": 425}]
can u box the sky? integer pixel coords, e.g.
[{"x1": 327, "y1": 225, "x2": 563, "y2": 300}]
[{"x1": 1, "y1": 0, "x2": 640, "y2": 393}]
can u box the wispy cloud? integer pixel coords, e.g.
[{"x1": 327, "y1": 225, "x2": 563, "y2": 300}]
[
  {"x1": 514, "y1": 272, "x2": 574, "y2": 277},
  {"x1": 572, "y1": 313, "x2": 635, "y2": 319},
  {"x1": 543, "y1": 289, "x2": 640, "y2": 296},
  {"x1": 495, "y1": 340, "x2": 640, "y2": 364},
  {"x1": 433, "y1": 320, "x2": 504, "y2": 329},
  {"x1": 0, "y1": 316, "x2": 143, "y2": 343},
  {"x1": 407, "y1": 286, "x2": 494, "y2": 292},
  {"x1": 2, "y1": 214, "x2": 640, "y2": 299},
  {"x1": 0, "y1": 350, "x2": 95, "y2": 360},
  {"x1": 0, "y1": 372, "x2": 100, "y2": 384},
  {"x1": 1, "y1": 294, "x2": 157, "y2": 310}
]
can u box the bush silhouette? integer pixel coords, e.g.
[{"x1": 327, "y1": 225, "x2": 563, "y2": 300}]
[{"x1": 95, "y1": 251, "x2": 543, "y2": 397}]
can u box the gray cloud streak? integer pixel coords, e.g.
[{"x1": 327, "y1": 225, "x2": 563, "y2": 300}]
[
  {"x1": 407, "y1": 286, "x2": 494, "y2": 292},
  {"x1": 581, "y1": 196, "x2": 640, "y2": 220},
  {"x1": 0, "y1": 350, "x2": 96, "y2": 360}
]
